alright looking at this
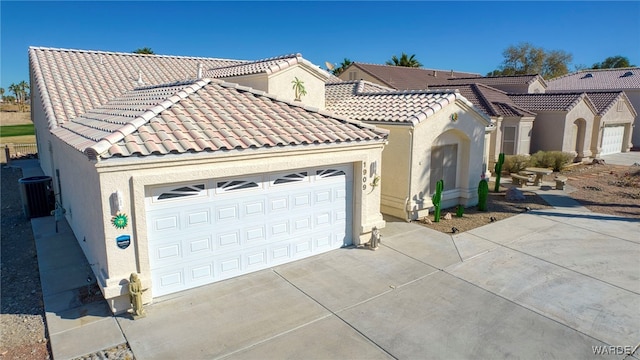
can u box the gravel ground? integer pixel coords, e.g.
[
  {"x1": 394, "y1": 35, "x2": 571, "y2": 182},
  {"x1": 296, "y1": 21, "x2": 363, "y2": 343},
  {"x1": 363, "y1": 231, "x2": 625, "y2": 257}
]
[
  {"x1": 0, "y1": 166, "x2": 50, "y2": 360},
  {"x1": 1, "y1": 164, "x2": 134, "y2": 360}
]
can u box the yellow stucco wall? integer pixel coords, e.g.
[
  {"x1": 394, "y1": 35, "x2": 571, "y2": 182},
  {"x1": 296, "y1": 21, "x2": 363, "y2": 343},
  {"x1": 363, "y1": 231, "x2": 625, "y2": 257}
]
[{"x1": 376, "y1": 103, "x2": 489, "y2": 220}]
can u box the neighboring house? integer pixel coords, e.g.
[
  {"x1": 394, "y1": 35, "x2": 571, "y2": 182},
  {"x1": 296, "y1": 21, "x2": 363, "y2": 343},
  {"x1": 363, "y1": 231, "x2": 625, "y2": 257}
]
[
  {"x1": 337, "y1": 62, "x2": 481, "y2": 90},
  {"x1": 508, "y1": 92, "x2": 636, "y2": 159},
  {"x1": 430, "y1": 83, "x2": 537, "y2": 170},
  {"x1": 442, "y1": 74, "x2": 548, "y2": 94},
  {"x1": 547, "y1": 67, "x2": 640, "y2": 149},
  {"x1": 325, "y1": 80, "x2": 493, "y2": 221},
  {"x1": 30, "y1": 47, "x2": 388, "y2": 313}
]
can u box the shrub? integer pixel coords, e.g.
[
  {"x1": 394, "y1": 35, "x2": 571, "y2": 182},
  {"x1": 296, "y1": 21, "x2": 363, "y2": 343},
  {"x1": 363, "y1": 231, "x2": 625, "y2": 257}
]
[
  {"x1": 503, "y1": 154, "x2": 531, "y2": 174},
  {"x1": 530, "y1": 151, "x2": 574, "y2": 172}
]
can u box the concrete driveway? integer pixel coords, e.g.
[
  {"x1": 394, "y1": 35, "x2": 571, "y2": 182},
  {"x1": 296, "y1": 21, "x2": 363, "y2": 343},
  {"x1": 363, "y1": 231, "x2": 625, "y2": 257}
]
[{"x1": 116, "y1": 211, "x2": 640, "y2": 360}]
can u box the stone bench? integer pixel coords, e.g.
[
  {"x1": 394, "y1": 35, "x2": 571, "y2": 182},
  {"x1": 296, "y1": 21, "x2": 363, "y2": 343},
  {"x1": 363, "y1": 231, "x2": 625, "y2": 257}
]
[
  {"x1": 554, "y1": 176, "x2": 568, "y2": 190},
  {"x1": 510, "y1": 173, "x2": 532, "y2": 187}
]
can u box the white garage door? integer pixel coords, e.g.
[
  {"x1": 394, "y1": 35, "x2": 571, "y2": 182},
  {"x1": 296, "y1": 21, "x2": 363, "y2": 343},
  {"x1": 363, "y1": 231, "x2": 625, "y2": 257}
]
[
  {"x1": 601, "y1": 126, "x2": 625, "y2": 155},
  {"x1": 146, "y1": 165, "x2": 353, "y2": 297}
]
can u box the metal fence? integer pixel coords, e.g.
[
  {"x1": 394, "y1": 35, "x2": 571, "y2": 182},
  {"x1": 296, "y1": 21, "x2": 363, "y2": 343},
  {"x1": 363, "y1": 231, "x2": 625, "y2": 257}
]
[{"x1": 2, "y1": 143, "x2": 38, "y2": 164}]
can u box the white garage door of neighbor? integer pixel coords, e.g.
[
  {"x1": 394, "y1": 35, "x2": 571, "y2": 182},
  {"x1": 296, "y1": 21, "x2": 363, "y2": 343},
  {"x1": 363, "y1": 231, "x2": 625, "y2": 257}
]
[
  {"x1": 601, "y1": 126, "x2": 625, "y2": 155},
  {"x1": 146, "y1": 165, "x2": 353, "y2": 297}
]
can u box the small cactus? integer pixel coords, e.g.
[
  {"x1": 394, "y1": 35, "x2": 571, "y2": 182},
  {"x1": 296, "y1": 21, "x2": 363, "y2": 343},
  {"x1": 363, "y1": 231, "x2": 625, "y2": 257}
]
[
  {"x1": 494, "y1": 153, "x2": 505, "y2": 192},
  {"x1": 478, "y1": 179, "x2": 489, "y2": 211},
  {"x1": 456, "y1": 205, "x2": 464, "y2": 218},
  {"x1": 431, "y1": 179, "x2": 444, "y2": 222}
]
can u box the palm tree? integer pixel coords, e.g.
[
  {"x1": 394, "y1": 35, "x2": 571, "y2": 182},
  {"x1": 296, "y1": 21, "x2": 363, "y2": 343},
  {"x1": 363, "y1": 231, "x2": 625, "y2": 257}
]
[
  {"x1": 332, "y1": 58, "x2": 353, "y2": 76},
  {"x1": 18, "y1": 81, "x2": 29, "y2": 111},
  {"x1": 291, "y1": 77, "x2": 307, "y2": 101},
  {"x1": 8, "y1": 83, "x2": 19, "y2": 104},
  {"x1": 133, "y1": 47, "x2": 154, "y2": 55},
  {"x1": 0, "y1": 87, "x2": 4, "y2": 102},
  {"x1": 386, "y1": 52, "x2": 423, "y2": 68}
]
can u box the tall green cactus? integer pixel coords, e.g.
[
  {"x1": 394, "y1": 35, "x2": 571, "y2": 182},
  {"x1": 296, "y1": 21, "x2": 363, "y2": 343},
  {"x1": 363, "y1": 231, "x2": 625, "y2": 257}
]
[
  {"x1": 478, "y1": 179, "x2": 489, "y2": 211},
  {"x1": 494, "y1": 153, "x2": 505, "y2": 192},
  {"x1": 432, "y1": 179, "x2": 444, "y2": 222}
]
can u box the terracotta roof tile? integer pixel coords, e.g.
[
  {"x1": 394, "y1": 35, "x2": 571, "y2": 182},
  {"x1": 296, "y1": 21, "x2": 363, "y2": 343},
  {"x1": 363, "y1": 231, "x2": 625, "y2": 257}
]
[
  {"x1": 430, "y1": 83, "x2": 536, "y2": 118},
  {"x1": 507, "y1": 93, "x2": 596, "y2": 113},
  {"x1": 30, "y1": 47, "x2": 246, "y2": 127},
  {"x1": 547, "y1": 68, "x2": 640, "y2": 90},
  {"x1": 51, "y1": 78, "x2": 387, "y2": 160},
  {"x1": 443, "y1": 74, "x2": 547, "y2": 88},
  {"x1": 325, "y1": 80, "x2": 489, "y2": 125}
]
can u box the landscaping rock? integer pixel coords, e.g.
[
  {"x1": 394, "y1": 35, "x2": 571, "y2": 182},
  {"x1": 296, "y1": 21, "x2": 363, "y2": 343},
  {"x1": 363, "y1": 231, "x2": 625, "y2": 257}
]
[{"x1": 505, "y1": 187, "x2": 526, "y2": 201}]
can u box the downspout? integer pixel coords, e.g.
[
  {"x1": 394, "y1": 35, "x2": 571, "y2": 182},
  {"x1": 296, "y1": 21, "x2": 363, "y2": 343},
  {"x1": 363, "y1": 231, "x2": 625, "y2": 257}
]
[{"x1": 405, "y1": 127, "x2": 414, "y2": 222}]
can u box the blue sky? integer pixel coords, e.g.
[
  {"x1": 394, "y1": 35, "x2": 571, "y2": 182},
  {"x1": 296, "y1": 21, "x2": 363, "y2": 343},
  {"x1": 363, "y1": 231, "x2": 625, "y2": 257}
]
[{"x1": 1, "y1": 1, "x2": 639, "y2": 91}]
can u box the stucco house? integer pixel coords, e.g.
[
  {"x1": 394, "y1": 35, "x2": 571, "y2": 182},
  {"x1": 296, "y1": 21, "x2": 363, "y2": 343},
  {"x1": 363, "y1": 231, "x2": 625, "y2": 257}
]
[
  {"x1": 547, "y1": 67, "x2": 640, "y2": 150},
  {"x1": 30, "y1": 47, "x2": 388, "y2": 313},
  {"x1": 508, "y1": 92, "x2": 636, "y2": 159},
  {"x1": 325, "y1": 80, "x2": 493, "y2": 221},
  {"x1": 430, "y1": 83, "x2": 537, "y2": 169},
  {"x1": 337, "y1": 62, "x2": 481, "y2": 89}
]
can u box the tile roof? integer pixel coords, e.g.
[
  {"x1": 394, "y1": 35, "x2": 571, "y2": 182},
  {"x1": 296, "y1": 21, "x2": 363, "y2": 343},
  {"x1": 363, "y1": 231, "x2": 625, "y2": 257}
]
[
  {"x1": 29, "y1": 46, "x2": 247, "y2": 128},
  {"x1": 325, "y1": 80, "x2": 490, "y2": 126},
  {"x1": 205, "y1": 53, "x2": 329, "y2": 79},
  {"x1": 507, "y1": 93, "x2": 597, "y2": 113},
  {"x1": 560, "y1": 91, "x2": 635, "y2": 117},
  {"x1": 547, "y1": 68, "x2": 640, "y2": 91},
  {"x1": 52, "y1": 79, "x2": 388, "y2": 160},
  {"x1": 345, "y1": 63, "x2": 481, "y2": 90},
  {"x1": 442, "y1": 74, "x2": 547, "y2": 88},
  {"x1": 429, "y1": 83, "x2": 536, "y2": 118}
]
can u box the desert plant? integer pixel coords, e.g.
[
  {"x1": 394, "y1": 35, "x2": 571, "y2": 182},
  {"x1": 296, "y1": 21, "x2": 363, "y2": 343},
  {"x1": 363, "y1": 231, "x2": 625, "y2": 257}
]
[
  {"x1": 456, "y1": 204, "x2": 464, "y2": 218},
  {"x1": 530, "y1": 151, "x2": 573, "y2": 172},
  {"x1": 494, "y1": 153, "x2": 505, "y2": 192},
  {"x1": 503, "y1": 154, "x2": 532, "y2": 174},
  {"x1": 478, "y1": 180, "x2": 489, "y2": 211},
  {"x1": 432, "y1": 179, "x2": 444, "y2": 222}
]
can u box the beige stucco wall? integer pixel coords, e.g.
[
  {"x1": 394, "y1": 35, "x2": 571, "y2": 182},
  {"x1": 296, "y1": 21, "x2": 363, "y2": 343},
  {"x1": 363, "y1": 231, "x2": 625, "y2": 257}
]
[
  {"x1": 223, "y1": 64, "x2": 327, "y2": 109},
  {"x1": 92, "y1": 142, "x2": 385, "y2": 314},
  {"x1": 531, "y1": 101, "x2": 595, "y2": 159},
  {"x1": 30, "y1": 76, "x2": 54, "y2": 179},
  {"x1": 591, "y1": 98, "x2": 635, "y2": 156},
  {"x1": 564, "y1": 102, "x2": 596, "y2": 158},
  {"x1": 375, "y1": 103, "x2": 489, "y2": 221},
  {"x1": 623, "y1": 90, "x2": 640, "y2": 148},
  {"x1": 528, "y1": 80, "x2": 546, "y2": 94},
  {"x1": 531, "y1": 112, "x2": 566, "y2": 153},
  {"x1": 268, "y1": 65, "x2": 326, "y2": 109}
]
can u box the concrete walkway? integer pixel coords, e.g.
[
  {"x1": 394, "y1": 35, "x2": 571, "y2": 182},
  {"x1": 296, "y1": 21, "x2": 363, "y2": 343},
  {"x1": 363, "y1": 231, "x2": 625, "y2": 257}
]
[{"x1": 13, "y1": 157, "x2": 640, "y2": 359}]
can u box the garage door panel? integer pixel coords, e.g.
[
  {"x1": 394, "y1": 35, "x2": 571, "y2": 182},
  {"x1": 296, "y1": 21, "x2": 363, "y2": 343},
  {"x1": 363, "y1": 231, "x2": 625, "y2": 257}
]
[
  {"x1": 147, "y1": 164, "x2": 353, "y2": 297},
  {"x1": 602, "y1": 126, "x2": 624, "y2": 155},
  {"x1": 217, "y1": 231, "x2": 242, "y2": 249},
  {"x1": 243, "y1": 200, "x2": 265, "y2": 217},
  {"x1": 185, "y1": 208, "x2": 211, "y2": 228},
  {"x1": 152, "y1": 214, "x2": 180, "y2": 232}
]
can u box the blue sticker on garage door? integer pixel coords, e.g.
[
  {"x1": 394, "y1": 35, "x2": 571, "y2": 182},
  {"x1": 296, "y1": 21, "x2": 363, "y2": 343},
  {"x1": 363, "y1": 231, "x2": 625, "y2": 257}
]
[{"x1": 116, "y1": 235, "x2": 131, "y2": 249}]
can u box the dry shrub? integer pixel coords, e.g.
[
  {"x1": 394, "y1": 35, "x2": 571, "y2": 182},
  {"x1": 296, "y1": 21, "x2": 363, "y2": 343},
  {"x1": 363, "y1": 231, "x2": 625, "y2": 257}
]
[
  {"x1": 503, "y1": 154, "x2": 531, "y2": 174},
  {"x1": 530, "y1": 151, "x2": 574, "y2": 172}
]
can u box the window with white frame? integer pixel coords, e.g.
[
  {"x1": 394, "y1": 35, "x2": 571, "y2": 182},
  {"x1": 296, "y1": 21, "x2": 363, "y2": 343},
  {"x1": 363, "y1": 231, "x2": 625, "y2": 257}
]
[{"x1": 502, "y1": 126, "x2": 516, "y2": 155}]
